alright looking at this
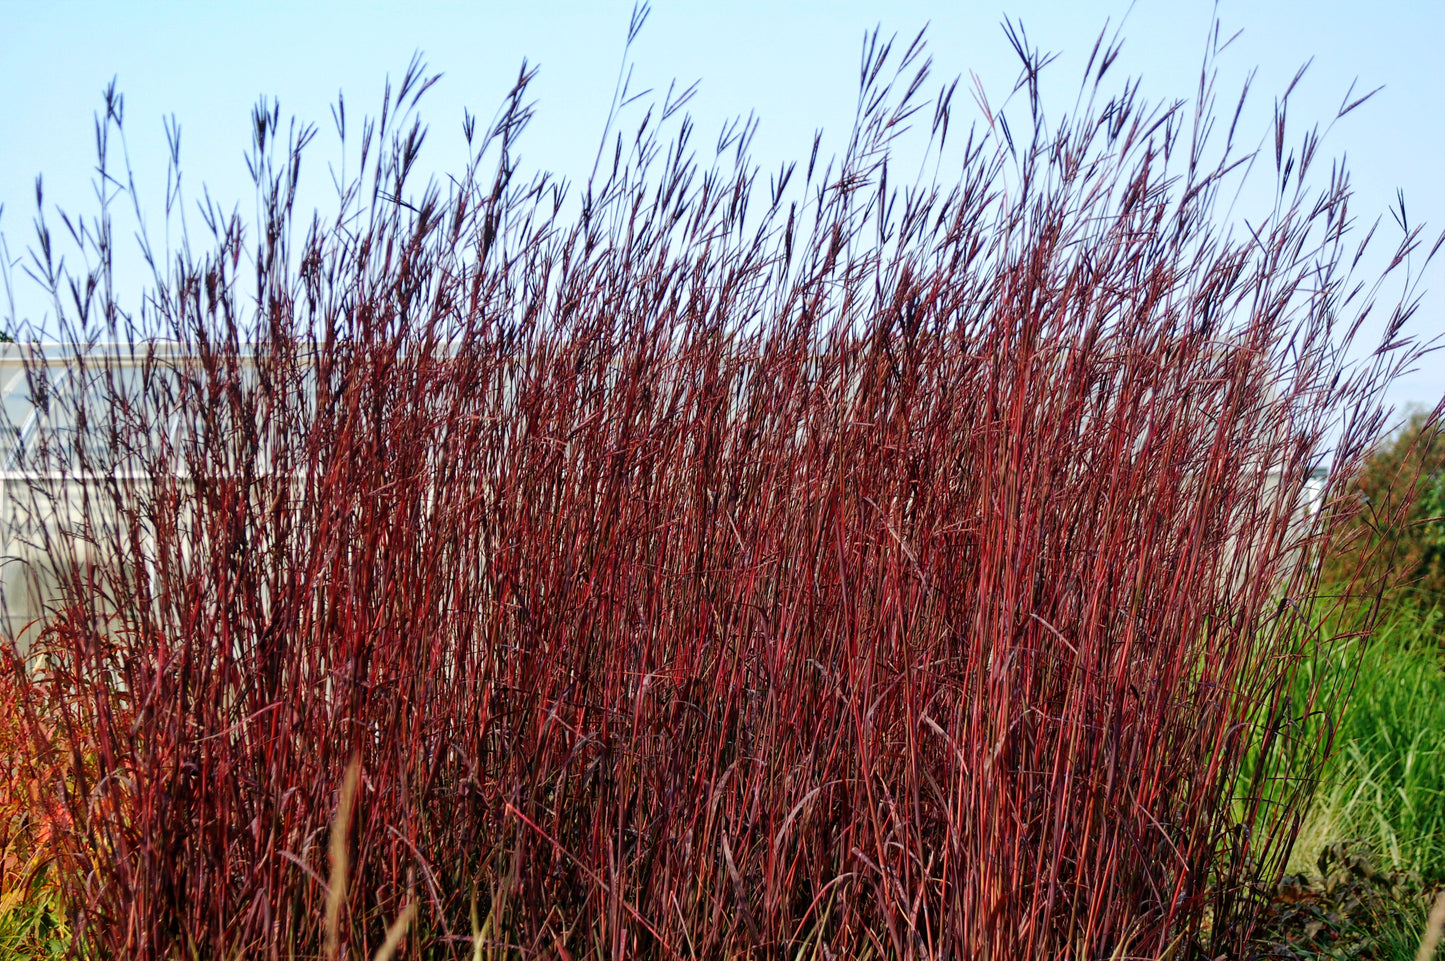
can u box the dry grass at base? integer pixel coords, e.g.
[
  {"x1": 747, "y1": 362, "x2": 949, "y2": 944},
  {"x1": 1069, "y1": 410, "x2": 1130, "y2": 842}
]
[{"x1": 0, "y1": 665, "x2": 68, "y2": 959}]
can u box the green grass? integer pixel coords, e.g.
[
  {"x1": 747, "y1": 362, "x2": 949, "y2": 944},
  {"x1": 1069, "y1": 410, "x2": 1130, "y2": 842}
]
[
  {"x1": 1291, "y1": 603, "x2": 1445, "y2": 882},
  {"x1": 1246, "y1": 600, "x2": 1445, "y2": 960},
  {"x1": 0, "y1": 883, "x2": 66, "y2": 961}
]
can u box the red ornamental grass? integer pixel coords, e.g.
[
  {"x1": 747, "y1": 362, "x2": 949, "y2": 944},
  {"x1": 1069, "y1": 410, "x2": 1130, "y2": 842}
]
[{"x1": 2, "y1": 22, "x2": 1437, "y2": 960}]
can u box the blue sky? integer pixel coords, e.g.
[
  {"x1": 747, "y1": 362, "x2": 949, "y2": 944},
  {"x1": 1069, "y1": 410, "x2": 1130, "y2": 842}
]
[{"x1": 2, "y1": 0, "x2": 1442, "y2": 415}]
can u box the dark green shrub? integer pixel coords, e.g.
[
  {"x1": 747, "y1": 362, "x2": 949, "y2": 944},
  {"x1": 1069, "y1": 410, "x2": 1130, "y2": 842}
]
[{"x1": 1322, "y1": 411, "x2": 1445, "y2": 605}]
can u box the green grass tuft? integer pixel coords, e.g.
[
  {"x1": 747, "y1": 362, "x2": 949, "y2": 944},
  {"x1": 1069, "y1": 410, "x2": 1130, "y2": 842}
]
[{"x1": 1291, "y1": 604, "x2": 1445, "y2": 882}]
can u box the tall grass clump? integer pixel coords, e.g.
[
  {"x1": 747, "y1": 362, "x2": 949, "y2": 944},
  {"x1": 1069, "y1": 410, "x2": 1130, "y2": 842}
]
[{"x1": 1, "y1": 16, "x2": 1438, "y2": 959}]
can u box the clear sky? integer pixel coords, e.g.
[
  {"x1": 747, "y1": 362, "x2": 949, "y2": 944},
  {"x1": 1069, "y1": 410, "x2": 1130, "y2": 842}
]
[{"x1": 3, "y1": 1, "x2": 1442, "y2": 417}]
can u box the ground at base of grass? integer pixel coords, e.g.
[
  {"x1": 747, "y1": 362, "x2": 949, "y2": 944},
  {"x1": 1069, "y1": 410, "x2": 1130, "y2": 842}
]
[{"x1": 1253, "y1": 841, "x2": 1444, "y2": 960}]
